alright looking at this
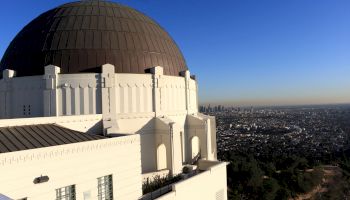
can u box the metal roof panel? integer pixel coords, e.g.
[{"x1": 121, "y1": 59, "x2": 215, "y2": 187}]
[{"x1": 0, "y1": 124, "x2": 105, "y2": 153}]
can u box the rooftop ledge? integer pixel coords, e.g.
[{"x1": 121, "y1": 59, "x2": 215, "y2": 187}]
[{"x1": 140, "y1": 160, "x2": 228, "y2": 200}]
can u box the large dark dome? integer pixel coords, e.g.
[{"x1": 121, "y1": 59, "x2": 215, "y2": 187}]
[{"x1": 0, "y1": 1, "x2": 187, "y2": 77}]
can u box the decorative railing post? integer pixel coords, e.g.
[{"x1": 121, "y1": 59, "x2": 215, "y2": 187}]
[
  {"x1": 151, "y1": 66, "x2": 163, "y2": 117},
  {"x1": 43, "y1": 65, "x2": 60, "y2": 116},
  {"x1": 101, "y1": 64, "x2": 118, "y2": 135}
]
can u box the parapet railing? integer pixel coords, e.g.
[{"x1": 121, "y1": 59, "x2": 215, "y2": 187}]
[
  {"x1": 140, "y1": 169, "x2": 200, "y2": 200},
  {"x1": 139, "y1": 184, "x2": 172, "y2": 200}
]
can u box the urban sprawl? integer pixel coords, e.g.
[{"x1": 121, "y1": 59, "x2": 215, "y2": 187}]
[{"x1": 200, "y1": 104, "x2": 350, "y2": 162}]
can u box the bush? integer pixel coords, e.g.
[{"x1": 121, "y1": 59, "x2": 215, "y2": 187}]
[
  {"x1": 142, "y1": 174, "x2": 182, "y2": 194},
  {"x1": 221, "y1": 151, "x2": 324, "y2": 200}
]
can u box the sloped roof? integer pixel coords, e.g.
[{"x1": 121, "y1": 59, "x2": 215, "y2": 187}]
[{"x1": 0, "y1": 124, "x2": 105, "y2": 153}]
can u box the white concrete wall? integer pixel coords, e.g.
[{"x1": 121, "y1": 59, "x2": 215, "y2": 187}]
[
  {"x1": 0, "y1": 65, "x2": 198, "y2": 120},
  {"x1": 115, "y1": 74, "x2": 154, "y2": 114},
  {"x1": 113, "y1": 72, "x2": 196, "y2": 116},
  {"x1": 188, "y1": 78, "x2": 198, "y2": 114},
  {"x1": 185, "y1": 114, "x2": 218, "y2": 162},
  {"x1": 0, "y1": 75, "x2": 44, "y2": 118},
  {"x1": 113, "y1": 113, "x2": 216, "y2": 176},
  {"x1": 160, "y1": 75, "x2": 186, "y2": 112},
  {"x1": 57, "y1": 74, "x2": 102, "y2": 116},
  {"x1": 140, "y1": 130, "x2": 157, "y2": 173},
  {"x1": 156, "y1": 160, "x2": 227, "y2": 200},
  {"x1": 154, "y1": 116, "x2": 192, "y2": 175},
  {"x1": 0, "y1": 135, "x2": 142, "y2": 200}
]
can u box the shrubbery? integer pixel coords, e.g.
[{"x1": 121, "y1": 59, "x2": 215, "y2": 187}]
[
  {"x1": 220, "y1": 151, "x2": 324, "y2": 200},
  {"x1": 142, "y1": 174, "x2": 182, "y2": 194}
]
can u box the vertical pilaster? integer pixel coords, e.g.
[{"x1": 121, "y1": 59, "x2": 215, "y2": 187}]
[
  {"x1": 205, "y1": 118, "x2": 211, "y2": 160},
  {"x1": 181, "y1": 70, "x2": 191, "y2": 114},
  {"x1": 65, "y1": 86, "x2": 71, "y2": 115},
  {"x1": 0, "y1": 78, "x2": 4, "y2": 118},
  {"x1": 169, "y1": 122, "x2": 175, "y2": 176},
  {"x1": 89, "y1": 87, "x2": 96, "y2": 114},
  {"x1": 1, "y1": 69, "x2": 16, "y2": 118},
  {"x1": 101, "y1": 64, "x2": 118, "y2": 134},
  {"x1": 151, "y1": 66, "x2": 163, "y2": 117},
  {"x1": 73, "y1": 86, "x2": 80, "y2": 115},
  {"x1": 43, "y1": 65, "x2": 60, "y2": 117},
  {"x1": 83, "y1": 87, "x2": 89, "y2": 114}
]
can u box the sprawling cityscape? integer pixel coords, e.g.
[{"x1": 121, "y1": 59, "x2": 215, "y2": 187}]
[
  {"x1": 201, "y1": 104, "x2": 350, "y2": 161},
  {"x1": 201, "y1": 104, "x2": 350, "y2": 199}
]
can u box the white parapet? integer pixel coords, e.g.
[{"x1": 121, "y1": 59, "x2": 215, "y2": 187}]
[
  {"x1": 149, "y1": 160, "x2": 228, "y2": 200},
  {"x1": 43, "y1": 65, "x2": 61, "y2": 116},
  {"x1": 2, "y1": 69, "x2": 16, "y2": 79},
  {"x1": 150, "y1": 66, "x2": 164, "y2": 76},
  {"x1": 180, "y1": 70, "x2": 190, "y2": 79},
  {"x1": 44, "y1": 65, "x2": 61, "y2": 76},
  {"x1": 0, "y1": 64, "x2": 198, "y2": 120}
]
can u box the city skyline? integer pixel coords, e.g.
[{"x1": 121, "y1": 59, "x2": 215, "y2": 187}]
[{"x1": 0, "y1": 0, "x2": 349, "y2": 106}]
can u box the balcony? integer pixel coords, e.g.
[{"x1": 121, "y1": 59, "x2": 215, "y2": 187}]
[{"x1": 140, "y1": 160, "x2": 228, "y2": 200}]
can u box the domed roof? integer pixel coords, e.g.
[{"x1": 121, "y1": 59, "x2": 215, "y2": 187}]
[{"x1": 0, "y1": 1, "x2": 187, "y2": 77}]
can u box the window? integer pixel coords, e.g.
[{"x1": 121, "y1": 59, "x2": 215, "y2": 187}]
[
  {"x1": 97, "y1": 175, "x2": 113, "y2": 200},
  {"x1": 56, "y1": 185, "x2": 76, "y2": 200}
]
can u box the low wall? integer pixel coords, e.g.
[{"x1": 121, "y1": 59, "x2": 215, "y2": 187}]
[
  {"x1": 0, "y1": 67, "x2": 198, "y2": 119},
  {"x1": 156, "y1": 160, "x2": 228, "y2": 200}
]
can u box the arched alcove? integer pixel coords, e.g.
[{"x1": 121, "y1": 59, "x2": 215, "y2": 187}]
[
  {"x1": 156, "y1": 144, "x2": 167, "y2": 170},
  {"x1": 191, "y1": 136, "x2": 200, "y2": 160}
]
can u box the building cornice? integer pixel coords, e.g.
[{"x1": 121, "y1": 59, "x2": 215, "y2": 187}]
[{"x1": 0, "y1": 135, "x2": 139, "y2": 166}]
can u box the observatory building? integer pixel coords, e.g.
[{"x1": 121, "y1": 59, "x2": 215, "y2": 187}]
[{"x1": 0, "y1": 1, "x2": 227, "y2": 200}]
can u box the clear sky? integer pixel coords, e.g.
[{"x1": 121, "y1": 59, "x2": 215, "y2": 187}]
[{"x1": 0, "y1": 0, "x2": 349, "y2": 106}]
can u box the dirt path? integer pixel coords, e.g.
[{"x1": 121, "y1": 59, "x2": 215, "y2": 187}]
[{"x1": 291, "y1": 165, "x2": 341, "y2": 200}]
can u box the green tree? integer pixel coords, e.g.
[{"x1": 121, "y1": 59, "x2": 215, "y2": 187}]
[{"x1": 259, "y1": 178, "x2": 280, "y2": 200}]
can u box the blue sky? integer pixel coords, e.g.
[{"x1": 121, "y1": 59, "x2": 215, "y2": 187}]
[{"x1": 0, "y1": 0, "x2": 349, "y2": 106}]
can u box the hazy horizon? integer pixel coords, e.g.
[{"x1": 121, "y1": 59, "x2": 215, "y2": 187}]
[
  {"x1": 0, "y1": 0, "x2": 349, "y2": 106},
  {"x1": 199, "y1": 101, "x2": 350, "y2": 107},
  {"x1": 199, "y1": 95, "x2": 350, "y2": 107}
]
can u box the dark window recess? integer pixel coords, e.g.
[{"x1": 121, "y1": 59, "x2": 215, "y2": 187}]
[
  {"x1": 97, "y1": 175, "x2": 113, "y2": 200},
  {"x1": 56, "y1": 185, "x2": 76, "y2": 200},
  {"x1": 22, "y1": 105, "x2": 32, "y2": 116}
]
